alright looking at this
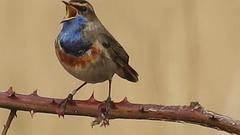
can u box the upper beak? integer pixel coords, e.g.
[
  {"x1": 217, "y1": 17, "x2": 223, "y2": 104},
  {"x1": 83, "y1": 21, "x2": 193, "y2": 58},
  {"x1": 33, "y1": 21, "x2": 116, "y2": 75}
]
[{"x1": 61, "y1": 1, "x2": 78, "y2": 23}]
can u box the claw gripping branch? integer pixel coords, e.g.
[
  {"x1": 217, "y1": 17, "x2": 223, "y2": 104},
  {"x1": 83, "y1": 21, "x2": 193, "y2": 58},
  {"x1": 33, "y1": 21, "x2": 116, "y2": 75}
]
[{"x1": 0, "y1": 87, "x2": 240, "y2": 134}]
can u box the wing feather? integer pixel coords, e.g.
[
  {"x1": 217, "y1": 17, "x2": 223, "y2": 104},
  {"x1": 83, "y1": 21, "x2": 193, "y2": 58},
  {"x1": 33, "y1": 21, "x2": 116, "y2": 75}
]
[{"x1": 99, "y1": 31, "x2": 138, "y2": 82}]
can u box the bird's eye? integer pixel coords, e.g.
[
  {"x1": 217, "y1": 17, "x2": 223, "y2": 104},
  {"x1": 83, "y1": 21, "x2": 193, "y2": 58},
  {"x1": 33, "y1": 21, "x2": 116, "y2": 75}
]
[{"x1": 79, "y1": 6, "x2": 88, "y2": 12}]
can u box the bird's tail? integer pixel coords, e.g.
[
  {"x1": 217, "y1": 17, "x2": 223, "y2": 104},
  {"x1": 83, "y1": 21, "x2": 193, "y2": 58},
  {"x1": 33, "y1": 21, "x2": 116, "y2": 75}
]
[{"x1": 116, "y1": 65, "x2": 139, "y2": 82}]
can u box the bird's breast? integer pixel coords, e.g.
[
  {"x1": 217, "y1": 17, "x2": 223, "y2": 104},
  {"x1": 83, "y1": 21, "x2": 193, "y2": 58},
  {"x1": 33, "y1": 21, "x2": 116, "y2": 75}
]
[
  {"x1": 55, "y1": 40, "x2": 101, "y2": 69},
  {"x1": 55, "y1": 39, "x2": 117, "y2": 83}
]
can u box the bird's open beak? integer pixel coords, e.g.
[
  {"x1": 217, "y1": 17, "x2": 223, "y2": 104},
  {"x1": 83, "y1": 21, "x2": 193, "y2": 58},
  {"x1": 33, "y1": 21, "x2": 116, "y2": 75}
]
[{"x1": 61, "y1": 1, "x2": 78, "y2": 23}]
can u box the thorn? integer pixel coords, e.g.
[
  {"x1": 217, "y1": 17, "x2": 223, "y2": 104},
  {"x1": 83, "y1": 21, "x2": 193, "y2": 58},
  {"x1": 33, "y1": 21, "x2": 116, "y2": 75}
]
[
  {"x1": 11, "y1": 110, "x2": 17, "y2": 118},
  {"x1": 118, "y1": 97, "x2": 130, "y2": 104},
  {"x1": 87, "y1": 92, "x2": 96, "y2": 102},
  {"x1": 56, "y1": 109, "x2": 64, "y2": 118},
  {"x1": 30, "y1": 110, "x2": 36, "y2": 118},
  {"x1": 123, "y1": 97, "x2": 129, "y2": 102},
  {"x1": 6, "y1": 87, "x2": 13, "y2": 93},
  {"x1": 91, "y1": 91, "x2": 95, "y2": 98},
  {"x1": 190, "y1": 101, "x2": 200, "y2": 107},
  {"x1": 6, "y1": 87, "x2": 17, "y2": 98},
  {"x1": 6, "y1": 87, "x2": 14, "y2": 95},
  {"x1": 29, "y1": 90, "x2": 38, "y2": 96},
  {"x1": 190, "y1": 101, "x2": 202, "y2": 111},
  {"x1": 50, "y1": 99, "x2": 58, "y2": 105},
  {"x1": 8, "y1": 92, "x2": 16, "y2": 98}
]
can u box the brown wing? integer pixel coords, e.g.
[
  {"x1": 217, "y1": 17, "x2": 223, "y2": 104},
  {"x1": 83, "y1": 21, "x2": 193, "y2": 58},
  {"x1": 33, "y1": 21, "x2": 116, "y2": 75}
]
[{"x1": 100, "y1": 32, "x2": 138, "y2": 82}]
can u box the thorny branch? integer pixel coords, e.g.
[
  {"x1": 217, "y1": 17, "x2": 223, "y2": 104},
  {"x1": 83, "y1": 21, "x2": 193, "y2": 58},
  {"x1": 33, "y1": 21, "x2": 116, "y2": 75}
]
[{"x1": 0, "y1": 87, "x2": 240, "y2": 134}]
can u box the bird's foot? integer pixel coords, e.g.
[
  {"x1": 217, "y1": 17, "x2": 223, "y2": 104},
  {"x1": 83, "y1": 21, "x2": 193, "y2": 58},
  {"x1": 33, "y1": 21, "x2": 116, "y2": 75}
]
[
  {"x1": 91, "y1": 113, "x2": 109, "y2": 127},
  {"x1": 56, "y1": 94, "x2": 73, "y2": 117},
  {"x1": 91, "y1": 97, "x2": 114, "y2": 127}
]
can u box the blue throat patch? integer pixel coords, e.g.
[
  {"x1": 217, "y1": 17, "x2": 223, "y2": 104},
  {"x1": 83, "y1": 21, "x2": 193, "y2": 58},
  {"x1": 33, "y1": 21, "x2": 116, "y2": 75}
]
[{"x1": 59, "y1": 15, "x2": 92, "y2": 57}]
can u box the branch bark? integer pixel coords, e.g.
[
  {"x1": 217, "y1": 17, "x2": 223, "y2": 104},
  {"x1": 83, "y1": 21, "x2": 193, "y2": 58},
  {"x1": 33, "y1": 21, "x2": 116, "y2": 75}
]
[{"x1": 0, "y1": 87, "x2": 240, "y2": 134}]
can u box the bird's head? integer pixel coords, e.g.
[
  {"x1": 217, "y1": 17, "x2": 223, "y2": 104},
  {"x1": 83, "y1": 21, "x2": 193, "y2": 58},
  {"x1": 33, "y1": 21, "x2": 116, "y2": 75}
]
[{"x1": 61, "y1": 0, "x2": 96, "y2": 23}]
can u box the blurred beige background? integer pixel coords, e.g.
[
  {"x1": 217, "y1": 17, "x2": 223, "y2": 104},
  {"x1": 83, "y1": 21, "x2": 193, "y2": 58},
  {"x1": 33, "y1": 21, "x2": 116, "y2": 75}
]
[{"x1": 0, "y1": 0, "x2": 240, "y2": 135}]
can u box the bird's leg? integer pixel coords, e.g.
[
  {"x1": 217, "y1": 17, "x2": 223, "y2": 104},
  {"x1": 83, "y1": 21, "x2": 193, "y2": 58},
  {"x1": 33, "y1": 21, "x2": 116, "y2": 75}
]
[
  {"x1": 57, "y1": 82, "x2": 87, "y2": 116},
  {"x1": 105, "y1": 79, "x2": 113, "y2": 116},
  {"x1": 94, "y1": 80, "x2": 113, "y2": 126}
]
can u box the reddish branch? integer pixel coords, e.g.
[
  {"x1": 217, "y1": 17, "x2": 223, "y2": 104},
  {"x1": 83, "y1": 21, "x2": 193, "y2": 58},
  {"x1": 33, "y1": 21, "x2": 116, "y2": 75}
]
[{"x1": 0, "y1": 87, "x2": 240, "y2": 134}]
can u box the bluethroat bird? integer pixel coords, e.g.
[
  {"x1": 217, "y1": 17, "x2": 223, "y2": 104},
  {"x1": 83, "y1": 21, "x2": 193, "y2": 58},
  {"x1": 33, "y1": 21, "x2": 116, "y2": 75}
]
[{"x1": 55, "y1": 0, "x2": 138, "y2": 114}]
